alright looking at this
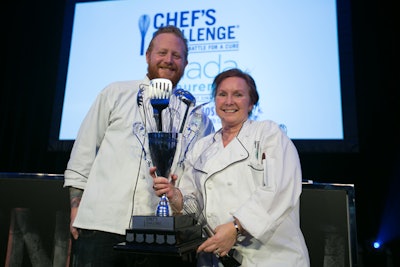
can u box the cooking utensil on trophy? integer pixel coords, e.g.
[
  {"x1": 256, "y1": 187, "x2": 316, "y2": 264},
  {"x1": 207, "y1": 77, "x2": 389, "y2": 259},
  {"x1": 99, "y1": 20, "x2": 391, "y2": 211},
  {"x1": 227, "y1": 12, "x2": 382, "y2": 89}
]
[
  {"x1": 183, "y1": 195, "x2": 214, "y2": 237},
  {"x1": 148, "y1": 132, "x2": 178, "y2": 216},
  {"x1": 173, "y1": 88, "x2": 196, "y2": 133},
  {"x1": 177, "y1": 101, "x2": 212, "y2": 167},
  {"x1": 183, "y1": 195, "x2": 243, "y2": 267},
  {"x1": 149, "y1": 78, "x2": 173, "y2": 131}
]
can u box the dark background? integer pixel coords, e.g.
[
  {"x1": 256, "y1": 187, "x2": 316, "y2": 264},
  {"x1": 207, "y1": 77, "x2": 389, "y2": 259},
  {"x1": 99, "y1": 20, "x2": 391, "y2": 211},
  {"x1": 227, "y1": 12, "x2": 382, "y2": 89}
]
[{"x1": 1, "y1": 0, "x2": 399, "y2": 266}]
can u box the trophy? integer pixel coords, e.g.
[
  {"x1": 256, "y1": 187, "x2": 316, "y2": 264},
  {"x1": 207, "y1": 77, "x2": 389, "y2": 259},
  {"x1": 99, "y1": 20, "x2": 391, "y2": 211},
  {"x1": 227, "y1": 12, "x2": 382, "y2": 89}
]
[
  {"x1": 134, "y1": 78, "x2": 201, "y2": 216},
  {"x1": 123, "y1": 79, "x2": 204, "y2": 249}
]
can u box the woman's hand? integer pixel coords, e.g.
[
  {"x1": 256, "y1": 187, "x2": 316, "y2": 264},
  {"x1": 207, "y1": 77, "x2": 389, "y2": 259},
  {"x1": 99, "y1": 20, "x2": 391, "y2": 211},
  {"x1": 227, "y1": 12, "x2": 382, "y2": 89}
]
[{"x1": 197, "y1": 221, "x2": 238, "y2": 257}]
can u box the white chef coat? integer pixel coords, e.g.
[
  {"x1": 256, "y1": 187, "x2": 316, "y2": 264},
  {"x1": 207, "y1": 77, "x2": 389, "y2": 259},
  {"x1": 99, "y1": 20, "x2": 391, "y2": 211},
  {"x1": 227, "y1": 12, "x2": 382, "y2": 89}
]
[
  {"x1": 64, "y1": 76, "x2": 214, "y2": 235},
  {"x1": 179, "y1": 120, "x2": 310, "y2": 267}
]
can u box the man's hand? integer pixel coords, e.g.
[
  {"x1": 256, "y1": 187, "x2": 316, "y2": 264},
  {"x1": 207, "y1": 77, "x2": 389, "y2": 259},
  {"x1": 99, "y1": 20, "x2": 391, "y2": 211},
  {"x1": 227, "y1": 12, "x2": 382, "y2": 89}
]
[
  {"x1": 149, "y1": 166, "x2": 177, "y2": 198},
  {"x1": 69, "y1": 187, "x2": 83, "y2": 240},
  {"x1": 150, "y1": 166, "x2": 182, "y2": 212},
  {"x1": 70, "y1": 207, "x2": 79, "y2": 239}
]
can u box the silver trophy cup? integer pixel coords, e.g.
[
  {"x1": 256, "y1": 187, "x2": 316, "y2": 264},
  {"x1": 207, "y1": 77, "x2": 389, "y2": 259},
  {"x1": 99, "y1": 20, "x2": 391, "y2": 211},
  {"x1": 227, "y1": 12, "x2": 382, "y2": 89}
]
[{"x1": 148, "y1": 132, "x2": 179, "y2": 216}]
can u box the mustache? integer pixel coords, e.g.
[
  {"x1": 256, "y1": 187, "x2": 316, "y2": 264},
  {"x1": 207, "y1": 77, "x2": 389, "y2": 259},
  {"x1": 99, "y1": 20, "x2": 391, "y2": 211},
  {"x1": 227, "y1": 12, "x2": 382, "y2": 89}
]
[{"x1": 158, "y1": 64, "x2": 176, "y2": 71}]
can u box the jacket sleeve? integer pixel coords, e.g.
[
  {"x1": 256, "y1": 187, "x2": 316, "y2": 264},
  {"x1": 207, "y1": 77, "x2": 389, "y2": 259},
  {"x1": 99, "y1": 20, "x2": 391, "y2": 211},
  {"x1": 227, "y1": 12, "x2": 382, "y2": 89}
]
[{"x1": 63, "y1": 88, "x2": 112, "y2": 189}]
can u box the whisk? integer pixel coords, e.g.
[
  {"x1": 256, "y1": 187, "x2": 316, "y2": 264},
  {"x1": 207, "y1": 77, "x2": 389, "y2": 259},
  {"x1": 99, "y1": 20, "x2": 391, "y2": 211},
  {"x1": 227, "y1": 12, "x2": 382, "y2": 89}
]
[
  {"x1": 183, "y1": 195, "x2": 243, "y2": 267},
  {"x1": 183, "y1": 195, "x2": 214, "y2": 237}
]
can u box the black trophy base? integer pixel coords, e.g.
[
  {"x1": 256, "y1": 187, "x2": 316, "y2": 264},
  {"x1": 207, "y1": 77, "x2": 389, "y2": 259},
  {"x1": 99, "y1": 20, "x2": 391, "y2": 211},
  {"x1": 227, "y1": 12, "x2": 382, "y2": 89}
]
[
  {"x1": 128, "y1": 214, "x2": 200, "y2": 245},
  {"x1": 126, "y1": 224, "x2": 202, "y2": 245}
]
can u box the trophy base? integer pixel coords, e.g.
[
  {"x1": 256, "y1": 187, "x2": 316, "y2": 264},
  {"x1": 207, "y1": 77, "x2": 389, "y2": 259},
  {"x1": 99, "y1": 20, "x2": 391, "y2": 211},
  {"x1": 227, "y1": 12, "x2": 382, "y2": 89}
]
[
  {"x1": 127, "y1": 214, "x2": 202, "y2": 246},
  {"x1": 126, "y1": 224, "x2": 202, "y2": 245}
]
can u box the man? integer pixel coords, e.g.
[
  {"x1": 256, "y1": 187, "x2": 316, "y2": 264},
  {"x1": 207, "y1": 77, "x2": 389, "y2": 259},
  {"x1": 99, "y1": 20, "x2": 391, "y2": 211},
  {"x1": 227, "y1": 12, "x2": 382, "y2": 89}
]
[{"x1": 64, "y1": 25, "x2": 214, "y2": 267}]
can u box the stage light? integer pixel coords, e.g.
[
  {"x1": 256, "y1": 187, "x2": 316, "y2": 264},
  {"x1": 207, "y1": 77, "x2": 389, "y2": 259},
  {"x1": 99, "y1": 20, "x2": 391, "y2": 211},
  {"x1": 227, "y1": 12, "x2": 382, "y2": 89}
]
[{"x1": 373, "y1": 241, "x2": 381, "y2": 249}]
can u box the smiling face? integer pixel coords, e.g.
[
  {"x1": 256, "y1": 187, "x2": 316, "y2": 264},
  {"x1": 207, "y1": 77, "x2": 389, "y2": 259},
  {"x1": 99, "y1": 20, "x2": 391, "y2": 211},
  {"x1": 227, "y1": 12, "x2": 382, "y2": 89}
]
[
  {"x1": 146, "y1": 33, "x2": 188, "y2": 87},
  {"x1": 215, "y1": 77, "x2": 254, "y2": 130}
]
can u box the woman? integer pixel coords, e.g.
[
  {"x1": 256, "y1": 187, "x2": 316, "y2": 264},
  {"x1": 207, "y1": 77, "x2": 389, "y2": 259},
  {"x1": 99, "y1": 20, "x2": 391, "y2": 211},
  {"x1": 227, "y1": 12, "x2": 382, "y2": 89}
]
[{"x1": 151, "y1": 68, "x2": 310, "y2": 266}]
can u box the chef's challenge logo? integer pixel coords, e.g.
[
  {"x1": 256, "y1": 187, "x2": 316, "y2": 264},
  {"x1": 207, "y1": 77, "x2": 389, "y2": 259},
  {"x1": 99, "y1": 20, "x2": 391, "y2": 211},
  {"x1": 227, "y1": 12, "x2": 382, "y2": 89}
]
[{"x1": 138, "y1": 9, "x2": 240, "y2": 55}]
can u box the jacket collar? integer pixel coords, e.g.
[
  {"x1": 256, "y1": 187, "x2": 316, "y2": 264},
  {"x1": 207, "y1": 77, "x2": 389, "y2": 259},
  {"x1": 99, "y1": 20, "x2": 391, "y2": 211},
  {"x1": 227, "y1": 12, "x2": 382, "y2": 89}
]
[{"x1": 194, "y1": 126, "x2": 249, "y2": 177}]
